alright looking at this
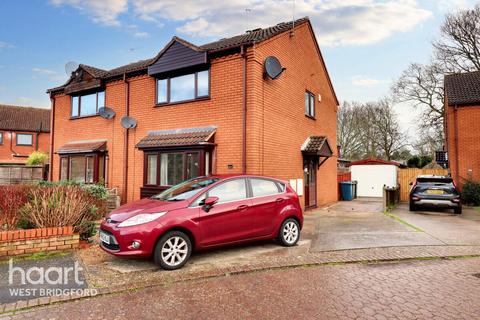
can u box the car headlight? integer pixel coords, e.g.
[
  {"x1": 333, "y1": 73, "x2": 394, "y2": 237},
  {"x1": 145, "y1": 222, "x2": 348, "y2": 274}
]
[{"x1": 117, "y1": 212, "x2": 167, "y2": 228}]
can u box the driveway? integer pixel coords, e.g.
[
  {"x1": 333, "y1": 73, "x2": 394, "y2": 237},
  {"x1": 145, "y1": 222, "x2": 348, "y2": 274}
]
[
  {"x1": 312, "y1": 198, "x2": 443, "y2": 252},
  {"x1": 392, "y1": 203, "x2": 480, "y2": 245}
]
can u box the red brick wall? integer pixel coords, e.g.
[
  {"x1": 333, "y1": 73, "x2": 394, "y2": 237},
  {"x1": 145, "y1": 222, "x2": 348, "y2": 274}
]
[
  {"x1": 51, "y1": 22, "x2": 338, "y2": 208},
  {"x1": 247, "y1": 23, "x2": 338, "y2": 207},
  {"x1": 0, "y1": 131, "x2": 50, "y2": 164},
  {"x1": 445, "y1": 103, "x2": 480, "y2": 187},
  {"x1": 0, "y1": 227, "x2": 79, "y2": 257}
]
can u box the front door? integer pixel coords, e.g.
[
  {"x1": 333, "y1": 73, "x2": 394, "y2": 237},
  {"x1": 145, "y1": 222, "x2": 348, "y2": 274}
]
[{"x1": 304, "y1": 158, "x2": 317, "y2": 208}]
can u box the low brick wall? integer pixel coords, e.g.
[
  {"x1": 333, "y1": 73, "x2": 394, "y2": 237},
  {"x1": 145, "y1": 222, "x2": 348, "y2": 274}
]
[{"x1": 0, "y1": 226, "x2": 79, "y2": 258}]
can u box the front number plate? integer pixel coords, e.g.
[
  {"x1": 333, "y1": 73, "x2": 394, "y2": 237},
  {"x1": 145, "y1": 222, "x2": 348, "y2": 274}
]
[{"x1": 100, "y1": 232, "x2": 110, "y2": 244}]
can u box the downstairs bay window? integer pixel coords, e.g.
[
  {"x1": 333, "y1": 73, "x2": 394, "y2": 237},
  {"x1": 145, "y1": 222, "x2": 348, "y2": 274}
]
[{"x1": 59, "y1": 154, "x2": 106, "y2": 184}]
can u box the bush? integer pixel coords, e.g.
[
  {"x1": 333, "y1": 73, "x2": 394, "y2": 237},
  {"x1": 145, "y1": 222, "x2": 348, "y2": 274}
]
[
  {"x1": 78, "y1": 221, "x2": 98, "y2": 241},
  {"x1": 407, "y1": 155, "x2": 432, "y2": 168},
  {"x1": 461, "y1": 180, "x2": 480, "y2": 206},
  {"x1": 0, "y1": 185, "x2": 30, "y2": 230},
  {"x1": 35, "y1": 180, "x2": 108, "y2": 200},
  {"x1": 21, "y1": 186, "x2": 102, "y2": 237},
  {"x1": 26, "y1": 151, "x2": 49, "y2": 166}
]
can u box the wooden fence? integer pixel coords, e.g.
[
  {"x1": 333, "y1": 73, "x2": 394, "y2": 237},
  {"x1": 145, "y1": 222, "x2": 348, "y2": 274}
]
[
  {"x1": 0, "y1": 165, "x2": 44, "y2": 185},
  {"x1": 398, "y1": 168, "x2": 449, "y2": 202}
]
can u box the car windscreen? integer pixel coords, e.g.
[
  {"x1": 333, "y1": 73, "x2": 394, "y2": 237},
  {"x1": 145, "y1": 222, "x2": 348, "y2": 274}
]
[{"x1": 152, "y1": 177, "x2": 220, "y2": 201}]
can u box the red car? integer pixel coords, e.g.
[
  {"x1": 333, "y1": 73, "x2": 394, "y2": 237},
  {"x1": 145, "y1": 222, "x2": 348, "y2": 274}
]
[{"x1": 100, "y1": 175, "x2": 303, "y2": 270}]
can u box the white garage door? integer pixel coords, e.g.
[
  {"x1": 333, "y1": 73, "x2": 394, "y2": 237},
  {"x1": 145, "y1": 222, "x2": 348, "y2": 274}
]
[{"x1": 351, "y1": 165, "x2": 397, "y2": 197}]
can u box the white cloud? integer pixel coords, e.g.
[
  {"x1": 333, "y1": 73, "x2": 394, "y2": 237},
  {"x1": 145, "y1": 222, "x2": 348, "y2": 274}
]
[
  {"x1": 131, "y1": 0, "x2": 432, "y2": 47},
  {"x1": 351, "y1": 75, "x2": 382, "y2": 87},
  {"x1": 32, "y1": 67, "x2": 66, "y2": 81},
  {"x1": 132, "y1": 31, "x2": 149, "y2": 38},
  {"x1": 50, "y1": 0, "x2": 128, "y2": 26},
  {"x1": 0, "y1": 41, "x2": 14, "y2": 51}
]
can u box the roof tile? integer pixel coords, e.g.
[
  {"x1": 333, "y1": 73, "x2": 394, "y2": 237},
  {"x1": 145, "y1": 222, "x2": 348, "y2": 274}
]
[
  {"x1": 445, "y1": 71, "x2": 480, "y2": 106},
  {"x1": 136, "y1": 126, "x2": 216, "y2": 149},
  {"x1": 0, "y1": 105, "x2": 50, "y2": 133}
]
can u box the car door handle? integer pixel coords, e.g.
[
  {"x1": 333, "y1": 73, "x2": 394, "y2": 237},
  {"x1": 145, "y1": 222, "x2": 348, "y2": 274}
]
[
  {"x1": 237, "y1": 205, "x2": 249, "y2": 211},
  {"x1": 276, "y1": 198, "x2": 285, "y2": 203}
]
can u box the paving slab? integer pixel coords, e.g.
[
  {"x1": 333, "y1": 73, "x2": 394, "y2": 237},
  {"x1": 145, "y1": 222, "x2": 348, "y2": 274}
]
[
  {"x1": 312, "y1": 199, "x2": 443, "y2": 252},
  {"x1": 393, "y1": 203, "x2": 480, "y2": 246}
]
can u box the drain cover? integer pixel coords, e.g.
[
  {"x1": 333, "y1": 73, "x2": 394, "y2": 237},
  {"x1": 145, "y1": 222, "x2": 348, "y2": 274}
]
[{"x1": 473, "y1": 273, "x2": 480, "y2": 278}]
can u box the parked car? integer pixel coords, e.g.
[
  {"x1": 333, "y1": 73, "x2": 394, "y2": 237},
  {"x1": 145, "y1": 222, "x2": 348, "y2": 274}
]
[
  {"x1": 409, "y1": 175, "x2": 462, "y2": 214},
  {"x1": 100, "y1": 175, "x2": 303, "y2": 270}
]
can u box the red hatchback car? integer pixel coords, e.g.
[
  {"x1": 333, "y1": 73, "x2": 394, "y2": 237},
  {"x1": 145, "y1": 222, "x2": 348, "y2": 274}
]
[{"x1": 100, "y1": 175, "x2": 303, "y2": 270}]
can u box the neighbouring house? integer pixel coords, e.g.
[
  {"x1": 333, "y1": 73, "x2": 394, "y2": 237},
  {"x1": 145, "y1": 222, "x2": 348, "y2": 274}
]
[
  {"x1": 0, "y1": 104, "x2": 50, "y2": 164},
  {"x1": 47, "y1": 17, "x2": 339, "y2": 209},
  {"x1": 349, "y1": 158, "x2": 405, "y2": 198},
  {"x1": 444, "y1": 71, "x2": 480, "y2": 188}
]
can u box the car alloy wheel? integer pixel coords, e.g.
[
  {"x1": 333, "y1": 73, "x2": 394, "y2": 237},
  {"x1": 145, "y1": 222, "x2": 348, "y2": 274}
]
[
  {"x1": 279, "y1": 218, "x2": 300, "y2": 246},
  {"x1": 154, "y1": 231, "x2": 192, "y2": 270}
]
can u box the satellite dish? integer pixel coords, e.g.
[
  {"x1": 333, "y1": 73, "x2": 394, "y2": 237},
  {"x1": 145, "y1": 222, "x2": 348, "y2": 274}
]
[
  {"x1": 264, "y1": 56, "x2": 286, "y2": 80},
  {"x1": 98, "y1": 107, "x2": 116, "y2": 120},
  {"x1": 65, "y1": 61, "x2": 80, "y2": 75},
  {"x1": 121, "y1": 116, "x2": 137, "y2": 129}
]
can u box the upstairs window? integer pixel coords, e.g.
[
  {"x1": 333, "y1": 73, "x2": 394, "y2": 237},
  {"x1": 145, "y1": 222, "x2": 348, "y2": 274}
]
[
  {"x1": 156, "y1": 70, "x2": 210, "y2": 105},
  {"x1": 16, "y1": 133, "x2": 33, "y2": 146},
  {"x1": 71, "y1": 91, "x2": 105, "y2": 118},
  {"x1": 0, "y1": 132, "x2": 3, "y2": 145},
  {"x1": 305, "y1": 91, "x2": 315, "y2": 118}
]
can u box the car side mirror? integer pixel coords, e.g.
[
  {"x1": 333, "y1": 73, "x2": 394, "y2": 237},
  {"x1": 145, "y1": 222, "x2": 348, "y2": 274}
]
[{"x1": 202, "y1": 196, "x2": 219, "y2": 212}]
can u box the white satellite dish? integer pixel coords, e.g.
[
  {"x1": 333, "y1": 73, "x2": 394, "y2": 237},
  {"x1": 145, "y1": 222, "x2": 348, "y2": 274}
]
[{"x1": 65, "y1": 61, "x2": 80, "y2": 76}]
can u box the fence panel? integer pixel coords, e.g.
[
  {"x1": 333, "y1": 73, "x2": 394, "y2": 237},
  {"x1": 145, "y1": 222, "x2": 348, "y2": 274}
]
[
  {"x1": 398, "y1": 168, "x2": 449, "y2": 202},
  {"x1": 0, "y1": 165, "x2": 44, "y2": 185}
]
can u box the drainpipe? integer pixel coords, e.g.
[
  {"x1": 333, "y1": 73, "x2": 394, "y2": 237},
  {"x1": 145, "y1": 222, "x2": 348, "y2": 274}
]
[
  {"x1": 35, "y1": 122, "x2": 42, "y2": 151},
  {"x1": 123, "y1": 74, "x2": 130, "y2": 203},
  {"x1": 241, "y1": 45, "x2": 247, "y2": 174},
  {"x1": 453, "y1": 104, "x2": 460, "y2": 185},
  {"x1": 49, "y1": 95, "x2": 55, "y2": 181}
]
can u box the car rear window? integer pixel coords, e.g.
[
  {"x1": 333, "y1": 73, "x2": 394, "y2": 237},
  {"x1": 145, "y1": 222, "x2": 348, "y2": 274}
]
[{"x1": 417, "y1": 177, "x2": 453, "y2": 185}]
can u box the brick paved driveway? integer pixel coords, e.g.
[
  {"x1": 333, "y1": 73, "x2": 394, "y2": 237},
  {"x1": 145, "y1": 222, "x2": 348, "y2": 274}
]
[{"x1": 8, "y1": 257, "x2": 480, "y2": 319}]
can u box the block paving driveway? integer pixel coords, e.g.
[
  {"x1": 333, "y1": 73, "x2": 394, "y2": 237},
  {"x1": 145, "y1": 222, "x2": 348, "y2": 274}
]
[{"x1": 8, "y1": 257, "x2": 480, "y2": 319}]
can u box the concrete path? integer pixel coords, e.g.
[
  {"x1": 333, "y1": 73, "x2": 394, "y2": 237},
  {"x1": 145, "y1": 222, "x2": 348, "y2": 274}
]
[
  {"x1": 8, "y1": 257, "x2": 480, "y2": 320},
  {"x1": 393, "y1": 203, "x2": 480, "y2": 246},
  {"x1": 312, "y1": 198, "x2": 443, "y2": 252}
]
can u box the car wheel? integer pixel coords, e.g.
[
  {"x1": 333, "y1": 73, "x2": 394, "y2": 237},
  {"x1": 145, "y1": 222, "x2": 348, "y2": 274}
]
[
  {"x1": 409, "y1": 201, "x2": 416, "y2": 211},
  {"x1": 154, "y1": 231, "x2": 192, "y2": 270},
  {"x1": 454, "y1": 205, "x2": 462, "y2": 215},
  {"x1": 278, "y1": 218, "x2": 300, "y2": 247}
]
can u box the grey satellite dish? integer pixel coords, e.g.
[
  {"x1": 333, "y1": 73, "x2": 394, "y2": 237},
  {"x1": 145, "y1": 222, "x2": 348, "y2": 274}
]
[
  {"x1": 98, "y1": 107, "x2": 116, "y2": 119},
  {"x1": 121, "y1": 116, "x2": 137, "y2": 129},
  {"x1": 65, "y1": 61, "x2": 80, "y2": 75},
  {"x1": 264, "y1": 56, "x2": 286, "y2": 80}
]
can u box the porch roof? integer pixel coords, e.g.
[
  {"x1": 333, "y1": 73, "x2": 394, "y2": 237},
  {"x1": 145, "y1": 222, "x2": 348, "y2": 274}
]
[
  {"x1": 57, "y1": 140, "x2": 107, "y2": 154},
  {"x1": 136, "y1": 126, "x2": 216, "y2": 149},
  {"x1": 301, "y1": 136, "x2": 333, "y2": 157}
]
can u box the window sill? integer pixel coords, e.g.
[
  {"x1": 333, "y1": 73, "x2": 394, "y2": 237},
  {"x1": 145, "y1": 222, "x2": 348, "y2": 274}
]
[
  {"x1": 16, "y1": 144, "x2": 33, "y2": 147},
  {"x1": 155, "y1": 96, "x2": 210, "y2": 108},
  {"x1": 305, "y1": 114, "x2": 316, "y2": 120},
  {"x1": 70, "y1": 114, "x2": 100, "y2": 120}
]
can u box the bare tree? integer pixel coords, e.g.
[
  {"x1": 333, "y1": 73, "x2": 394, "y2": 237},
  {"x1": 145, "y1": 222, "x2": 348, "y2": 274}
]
[
  {"x1": 392, "y1": 5, "x2": 480, "y2": 145},
  {"x1": 391, "y1": 62, "x2": 444, "y2": 132},
  {"x1": 372, "y1": 99, "x2": 409, "y2": 161},
  {"x1": 337, "y1": 101, "x2": 363, "y2": 160},
  {"x1": 433, "y1": 5, "x2": 480, "y2": 72}
]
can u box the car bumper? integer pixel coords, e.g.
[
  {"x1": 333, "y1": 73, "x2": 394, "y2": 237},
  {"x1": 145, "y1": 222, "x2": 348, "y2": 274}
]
[
  {"x1": 413, "y1": 199, "x2": 459, "y2": 208},
  {"x1": 99, "y1": 220, "x2": 164, "y2": 258}
]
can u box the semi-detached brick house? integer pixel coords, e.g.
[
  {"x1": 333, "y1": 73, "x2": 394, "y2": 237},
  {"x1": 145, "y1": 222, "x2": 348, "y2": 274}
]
[
  {"x1": 0, "y1": 104, "x2": 50, "y2": 164},
  {"x1": 47, "y1": 17, "x2": 339, "y2": 210},
  {"x1": 444, "y1": 71, "x2": 480, "y2": 188}
]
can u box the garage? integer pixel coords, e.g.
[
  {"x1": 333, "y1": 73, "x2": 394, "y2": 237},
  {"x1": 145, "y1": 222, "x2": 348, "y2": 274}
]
[{"x1": 349, "y1": 159, "x2": 404, "y2": 198}]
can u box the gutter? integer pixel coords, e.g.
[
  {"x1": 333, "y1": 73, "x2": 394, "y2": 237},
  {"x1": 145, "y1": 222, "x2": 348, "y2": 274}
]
[
  {"x1": 49, "y1": 96, "x2": 55, "y2": 181},
  {"x1": 241, "y1": 45, "x2": 247, "y2": 174},
  {"x1": 123, "y1": 74, "x2": 130, "y2": 203}
]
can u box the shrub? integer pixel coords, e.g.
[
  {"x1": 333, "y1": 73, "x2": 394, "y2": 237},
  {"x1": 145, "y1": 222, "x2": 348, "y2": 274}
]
[
  {"x1": 77, "y1": 221, "x2": 98, "y2": 241},
  {"x1": 0, "y1": 185, "x2": 30, "y2": 230},
  {"x1": 26, "y1": 151, "x2": 49, "y2": 166},
  {"x1": 461, "y1": 180, "x2": 480, "y2": 206},
  {"x1": 21, "y1": 186, "x2": 102, "y2": 231},
  {"x1": 35, "y1": 180, "x2": 108, "y2": 200}
]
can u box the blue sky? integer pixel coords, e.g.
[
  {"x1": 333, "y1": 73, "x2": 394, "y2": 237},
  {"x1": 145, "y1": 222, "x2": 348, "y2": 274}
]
[{"x1": 0, "y1": 0, "x2": 477, "y2": 130}]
